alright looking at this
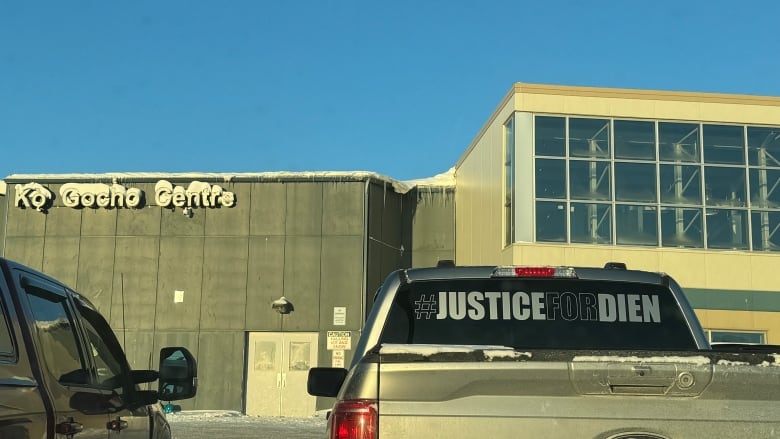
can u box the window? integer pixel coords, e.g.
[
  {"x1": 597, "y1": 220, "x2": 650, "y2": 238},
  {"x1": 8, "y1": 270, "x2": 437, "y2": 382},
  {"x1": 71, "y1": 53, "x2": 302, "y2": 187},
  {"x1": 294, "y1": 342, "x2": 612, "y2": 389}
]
[
  {"x1": 661, "y1": 207, "x2": 703, "y2": 248},
  {"x1": 706, "y1": 209, "x2": 748, "y2": 250},
  {"x1": 24, "y1": 280, "x2": 85, "y2": 384},
  {"x1": 570, "y1": 203, "x2": 611, "y2": 244},
  {"x1": 614, "y1": 120, "x2": 655, "y2": 160},
  {"x1": 616, "y1": 204, "x2": 658, "y2": 246},
  {"x1": 570, "y1": 118, "x2": 610, "y2": 159},
  {"x1": 75, "y1": 297, "x2": 129, "y2": 391},
  {"x1": 570, "y1": 160, "x2": 610, "y2": 201},
  {"x1": 703, "y1": 124, "x2": 745, "y2": 165},
  {"x1": 535, "y1": 116, "x2": 565, "y2": 157},
  {"x1": 0, "y1": 295, "x2": 14, "y2": 360},
  {"x1": 536, "y1": 159, "x2": 566, "y2": 199},
  {"x1": 382, "y1": 279, "x2": 698, "y2": 350},
  {"x1": 706, "y1": 330, "x2": 765, "y2": 345},
  {"x1": 531, "y1": 116, "x2": 780, "y2": 251},
  {"x1": 535, "y1": 201, "x2": 567, "y2": 242},
  {"x1": 505, "y1": 117, "x2": 515, "y2": 246},
  {"x1": 615, "y1": 162, "x2": 656, "y2": 203},
  {"x1": 659, "y1": 122, "x2": 699, "y2": 162},
  {"x1": 660, "y1": 164, "x2": 701, "y2": 205}
]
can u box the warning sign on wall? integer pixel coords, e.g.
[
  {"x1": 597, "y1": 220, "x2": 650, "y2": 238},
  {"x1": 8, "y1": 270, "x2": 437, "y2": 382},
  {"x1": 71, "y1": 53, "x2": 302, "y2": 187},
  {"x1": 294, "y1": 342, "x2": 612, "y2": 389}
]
[
  {"x1": 332, "y1": 350, "x2": 345, "y2": 368},
  {"x1": 327, "y1": 331, "x2": 351, "y2": 350}
]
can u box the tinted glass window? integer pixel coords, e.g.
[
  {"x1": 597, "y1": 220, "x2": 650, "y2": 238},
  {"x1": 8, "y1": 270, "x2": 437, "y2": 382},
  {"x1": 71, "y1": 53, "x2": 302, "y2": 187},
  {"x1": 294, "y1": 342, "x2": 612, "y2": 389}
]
[
  {"x1": 76, "y1": 299, "x2": 128, "y2": 391},
  {"x1": 0, "y1": 296, "x2": 13, "y2": 358},
  {"x1": 381, "y1": 279, "x2": 697, "y2": 350},
  {"x1": 535, "y1": 116, "x2": 566, "y2": 157},
  {"x1": 25, "y1": 285, "x2": 85, "y2": 383}
]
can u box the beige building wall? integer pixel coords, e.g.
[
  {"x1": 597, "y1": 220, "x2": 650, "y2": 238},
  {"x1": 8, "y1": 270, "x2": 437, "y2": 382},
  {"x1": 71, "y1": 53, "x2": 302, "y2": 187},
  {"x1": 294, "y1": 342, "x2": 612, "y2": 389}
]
[{"x1": 455, "y1": 83, "x2": 780, "y2": 342}]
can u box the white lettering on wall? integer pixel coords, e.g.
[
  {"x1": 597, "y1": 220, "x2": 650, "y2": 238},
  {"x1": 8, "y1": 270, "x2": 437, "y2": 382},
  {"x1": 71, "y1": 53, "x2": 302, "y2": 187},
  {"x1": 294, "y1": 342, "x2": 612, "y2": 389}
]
[
  {"x1": 154, "y1": 180, "x2": 236, "y2": 211},
  {"x1": 59, "y1": 183, "x2": 143, "y2": 209},
  {"x1": 15, "y1": 183, "x2": 53, "y2": 211}
]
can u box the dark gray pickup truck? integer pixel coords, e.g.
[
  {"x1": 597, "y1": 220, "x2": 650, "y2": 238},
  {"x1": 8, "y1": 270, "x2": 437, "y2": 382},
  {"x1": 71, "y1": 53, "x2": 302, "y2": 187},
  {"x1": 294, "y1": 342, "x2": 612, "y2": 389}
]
[
  {"x1": 0, "y1": 257, "x2": 197, "y2": 438},
  {"x1": 309, "y1": 262, "x2": 780, "y2": 439}
]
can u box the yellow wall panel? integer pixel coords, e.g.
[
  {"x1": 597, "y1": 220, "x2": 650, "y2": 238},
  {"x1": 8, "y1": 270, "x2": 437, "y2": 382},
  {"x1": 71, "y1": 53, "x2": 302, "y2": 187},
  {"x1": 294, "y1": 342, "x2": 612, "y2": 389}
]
[
  {"x1": 696, "y1": 310, "x2": 780, "y2": 344},
  {"x1": 704, "y1": 253, "x2": 753, "y2": 290}
]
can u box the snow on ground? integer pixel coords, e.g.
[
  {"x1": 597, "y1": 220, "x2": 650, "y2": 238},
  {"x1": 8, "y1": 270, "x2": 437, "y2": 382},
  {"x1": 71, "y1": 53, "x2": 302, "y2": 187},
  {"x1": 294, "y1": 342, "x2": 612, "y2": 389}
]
[{"x1": 167, "y1": 411, "x2": 328, "y2": 439}]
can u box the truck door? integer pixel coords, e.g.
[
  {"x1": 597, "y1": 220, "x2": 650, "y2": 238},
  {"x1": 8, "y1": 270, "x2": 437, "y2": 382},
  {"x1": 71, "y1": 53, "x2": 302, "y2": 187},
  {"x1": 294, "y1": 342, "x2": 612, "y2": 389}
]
[{"x1": 18, "y1": 272, "x2": 149, "y2": 439}]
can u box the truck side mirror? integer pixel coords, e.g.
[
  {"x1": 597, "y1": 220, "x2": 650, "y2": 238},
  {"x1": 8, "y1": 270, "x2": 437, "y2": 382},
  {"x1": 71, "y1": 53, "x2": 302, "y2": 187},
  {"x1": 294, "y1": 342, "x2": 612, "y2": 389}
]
[
  {"x1": 158, "y1": 347, "x2": 198, "y2": 401},
  {"x1": 307, "y1": 367, "x2": 348, "y2": 397}
]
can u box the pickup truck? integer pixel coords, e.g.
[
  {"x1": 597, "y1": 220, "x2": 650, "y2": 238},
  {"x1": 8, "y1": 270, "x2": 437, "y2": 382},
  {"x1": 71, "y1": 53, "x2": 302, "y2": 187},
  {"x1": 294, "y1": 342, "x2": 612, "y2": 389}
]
[
  {"x1": 308, "y1": 262, "x2": 780, "y2": 439},
  {"x1": 0, "y1": 257, "x2": 198, "y2": 438}
]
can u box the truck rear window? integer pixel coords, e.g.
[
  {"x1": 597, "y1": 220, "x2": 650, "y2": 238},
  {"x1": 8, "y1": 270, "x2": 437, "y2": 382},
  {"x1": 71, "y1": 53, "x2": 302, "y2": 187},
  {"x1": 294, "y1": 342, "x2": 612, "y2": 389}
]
[{"x1": 379, "y1": 278, "x2": 697, "y2": 350}]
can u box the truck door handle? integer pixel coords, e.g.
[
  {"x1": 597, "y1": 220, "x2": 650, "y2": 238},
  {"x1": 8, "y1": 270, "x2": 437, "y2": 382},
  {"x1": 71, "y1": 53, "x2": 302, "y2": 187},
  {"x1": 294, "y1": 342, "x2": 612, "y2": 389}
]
[
  {"x1": 55, "y1": 418, "x2": 84, "y2": 436},
  {"x1": 277, "y1": 373, "x2": 281, "y2": 388},
  {"x1": 281, "y1": 373, "x2": 287, "y2": 388}
]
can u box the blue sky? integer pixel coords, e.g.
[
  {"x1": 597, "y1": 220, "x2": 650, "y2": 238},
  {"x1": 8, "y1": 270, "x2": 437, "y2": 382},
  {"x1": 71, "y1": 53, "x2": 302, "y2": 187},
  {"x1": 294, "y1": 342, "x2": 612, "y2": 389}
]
[{"x1": 2, "y1": 1, "x2": 779, "y2": 181}]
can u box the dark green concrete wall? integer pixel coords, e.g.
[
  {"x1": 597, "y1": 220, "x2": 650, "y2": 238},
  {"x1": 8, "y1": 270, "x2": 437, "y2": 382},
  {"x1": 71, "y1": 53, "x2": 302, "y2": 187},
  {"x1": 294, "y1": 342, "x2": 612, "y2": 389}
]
[
  {"x1": 405, "y1": 187, "x2": 455, "y2": 268},
  {"x1": 1, "y1": 177, "x2": 401, "y2": 412}
]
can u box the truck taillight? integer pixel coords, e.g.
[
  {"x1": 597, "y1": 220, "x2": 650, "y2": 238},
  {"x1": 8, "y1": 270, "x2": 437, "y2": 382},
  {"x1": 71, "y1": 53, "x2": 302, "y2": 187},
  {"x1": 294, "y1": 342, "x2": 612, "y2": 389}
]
[
  {"x1": 330, "y1": 400, "x2": 377, "y2": 439},
  {"x1": 492, "y1": 266, "x2": 578, "y2": 278}
]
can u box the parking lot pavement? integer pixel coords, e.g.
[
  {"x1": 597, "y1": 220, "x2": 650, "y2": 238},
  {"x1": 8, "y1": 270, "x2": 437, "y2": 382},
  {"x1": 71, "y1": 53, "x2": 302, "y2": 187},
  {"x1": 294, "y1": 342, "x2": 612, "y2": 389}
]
[{"x1": 168, "y1": 411, "x2": 327, "y2": 439}]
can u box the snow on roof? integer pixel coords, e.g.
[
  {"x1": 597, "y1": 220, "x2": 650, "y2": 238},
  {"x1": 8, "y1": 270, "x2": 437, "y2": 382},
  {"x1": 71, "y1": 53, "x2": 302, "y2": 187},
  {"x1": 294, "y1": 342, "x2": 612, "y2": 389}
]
[{"x1": 1, "y1": 170, "x2": 454, "y2": 195}]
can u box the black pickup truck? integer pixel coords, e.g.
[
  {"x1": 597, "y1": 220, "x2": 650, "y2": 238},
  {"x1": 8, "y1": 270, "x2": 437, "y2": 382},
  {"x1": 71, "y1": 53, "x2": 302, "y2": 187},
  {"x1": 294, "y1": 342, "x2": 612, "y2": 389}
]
[{"x1": 0, "y1": 257, "x2": 197, "y2": 439}]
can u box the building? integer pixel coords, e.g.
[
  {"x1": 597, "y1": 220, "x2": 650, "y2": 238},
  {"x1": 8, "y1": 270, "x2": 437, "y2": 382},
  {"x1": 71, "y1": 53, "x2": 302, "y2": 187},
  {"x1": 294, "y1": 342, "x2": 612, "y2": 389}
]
[
  {"x1": 0, "y1": 172, "x2": 455, "y2": 415},
  {"x1": 1, "y1": 83, "x2": 779, "y2": 415},
  {"x1": 456, "y1": 83, "x2": 780, "y2": 346}
]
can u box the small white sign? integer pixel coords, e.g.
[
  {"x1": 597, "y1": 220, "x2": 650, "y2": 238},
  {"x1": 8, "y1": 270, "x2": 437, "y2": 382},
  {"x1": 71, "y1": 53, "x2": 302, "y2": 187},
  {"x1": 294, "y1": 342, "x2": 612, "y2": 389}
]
[
  {"x1": 174, "y1": 290, "x2": 184, "y2": 303},
  {"x1": 327, "y1": 331, "x2": 351, "y2": 350},
  {"x1": 332, "y1": 350, "x2": 345, "y2": 368},
  {"x1": 333, "y1": 307, "x2": 347, "y2": 325}
]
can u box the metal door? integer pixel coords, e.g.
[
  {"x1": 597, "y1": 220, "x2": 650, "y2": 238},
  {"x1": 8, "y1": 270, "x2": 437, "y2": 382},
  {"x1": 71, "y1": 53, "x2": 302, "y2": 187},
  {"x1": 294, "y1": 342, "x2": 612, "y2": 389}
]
[{"x1": 245, "y1": 332, "x2": 318, "y2": 417}]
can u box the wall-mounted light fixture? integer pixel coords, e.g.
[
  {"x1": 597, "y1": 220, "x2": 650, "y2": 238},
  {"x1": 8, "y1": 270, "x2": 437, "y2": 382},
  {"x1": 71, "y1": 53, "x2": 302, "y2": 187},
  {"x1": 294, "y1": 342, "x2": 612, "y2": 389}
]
[{"x1": 271, "y1": 296, "x2": 294, "y2": 314}]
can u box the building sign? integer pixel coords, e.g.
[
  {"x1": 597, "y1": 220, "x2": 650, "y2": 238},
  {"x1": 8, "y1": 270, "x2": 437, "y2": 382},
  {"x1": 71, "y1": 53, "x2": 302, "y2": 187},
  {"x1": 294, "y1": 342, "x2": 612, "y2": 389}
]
[
  {"x1": 155, "y1": 180, "x2": 236, "y2": 209},
  {"x1": 333, "y1": 306, "x2": 347, "y2": 325},
  {"x1": 326, "y1": 331, "x2": 351, "y2": 350},
  {"x1": 13, "y1": 180, "x2": 236, "y2": 212},
  {"x1": 14, "y1": 183, "x2": 53, "y2": 211},
  {"x1": 331, "y1": 350, "x2": 345, "y2": 368},
  {"x1": 60, "y1": 183, "x2": 143, "y2": 208}
]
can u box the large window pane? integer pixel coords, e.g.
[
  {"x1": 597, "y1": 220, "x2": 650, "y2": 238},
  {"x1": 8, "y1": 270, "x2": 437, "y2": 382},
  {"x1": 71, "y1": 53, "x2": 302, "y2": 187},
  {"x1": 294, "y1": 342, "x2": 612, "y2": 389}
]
[
  {"x1": 703, "y1": 124, "x2": 745, "y2": 165},
  {"x1": 661, "y1": 207, "x2": 703, "y2": 248},
  {"x1": 709, "y1": 330, "x2": 765, "y2": 344},
  {"x1": 614, "y1": 120, "x2": 655, "y2": 160},
  {"x1": 659, "y1": 122, "x2": 699, "y2": 163},
  {"x1": 535, "y1": 158, "x2": 566, "y2": 199},
  {"x1": 704, "y1": 167, "x2": 746, "y2": 207},
  {"x1": 569, "y1": 160, "x2": 610, "y2": 200},
  {"x1": 616, "y1": 204, "x2": 658, "y2": 246},
  {"x1": 570, "y1": 202, "x2": 611, "y2": 244},
  {"x1": 749, "y1": 168, "x2": 780, "y2": 208},
  {"x1": 535, "y1": 116, "x2": 566, "y2": 157},
  {"x1": 748, "y1": 126, "x2": 780, "y2": 167},
  {"x1": 706, "y1": 209, "x2": 748, "y2": 249},
  {"x1": 535, "y1": 201, "x2": 567, "y2": 242},
  {"x1": 660, "y1": 164, "x2": 701, "y2": 205},
  {"x1": 752, "y1": 211, "x2": 780, "y2": 251},
  {"x1": 505, "y1": 117, "x2": 515, "y2": 246},
  {"x1": 570, "y1": 118, "x2": 610, "y2": 159},
  {"x1": 615, "y1": 162, "x2": 656, "y2": 202}
]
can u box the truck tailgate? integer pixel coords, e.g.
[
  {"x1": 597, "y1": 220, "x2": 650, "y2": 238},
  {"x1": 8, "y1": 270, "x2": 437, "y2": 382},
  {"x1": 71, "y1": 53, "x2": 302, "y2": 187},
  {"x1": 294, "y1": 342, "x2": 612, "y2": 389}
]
[{"x1": 376, "y1": 345, "x2": 780, "y2": 438}]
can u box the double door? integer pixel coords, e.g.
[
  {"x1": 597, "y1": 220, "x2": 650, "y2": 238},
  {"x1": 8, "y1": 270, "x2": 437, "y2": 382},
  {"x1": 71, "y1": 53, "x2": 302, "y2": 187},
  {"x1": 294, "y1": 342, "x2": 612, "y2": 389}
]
[{"x1": 245, "y1": 332, "x2": 318, "y2": 417}]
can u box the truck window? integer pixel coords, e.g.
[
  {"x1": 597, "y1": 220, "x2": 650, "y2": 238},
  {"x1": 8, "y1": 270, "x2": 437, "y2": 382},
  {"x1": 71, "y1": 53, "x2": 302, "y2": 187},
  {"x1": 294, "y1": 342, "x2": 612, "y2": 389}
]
[
  {"x1": 0, "y1": 295, "x2": 13, "y2": 360},
  {"x1": 24, "y1": 285, "x2": 87, "y2": 383},
  {"x1": 73, "y1": 296, "x2": 130, "y2": 393},
  {"x1": 381, "y1": 278, "x2": 698, "y2": 351}
]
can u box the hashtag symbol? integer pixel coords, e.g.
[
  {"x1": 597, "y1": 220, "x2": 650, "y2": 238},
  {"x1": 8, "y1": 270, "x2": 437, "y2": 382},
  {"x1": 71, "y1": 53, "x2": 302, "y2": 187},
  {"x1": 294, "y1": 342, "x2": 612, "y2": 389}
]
[{"x1": 414, "y1": 294, "x2": 438, "y2": 319}]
